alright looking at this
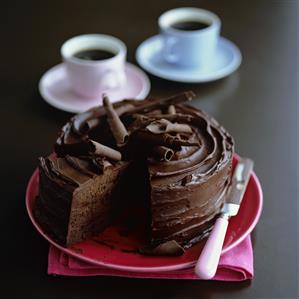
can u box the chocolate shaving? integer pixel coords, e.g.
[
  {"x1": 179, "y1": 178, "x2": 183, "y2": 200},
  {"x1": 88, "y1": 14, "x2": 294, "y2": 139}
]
[
  {"x1": 146, "y1": 119, "x2": 192, "y2": 134},
  {"x1": 139, "y1": 240, "x2": 185, "y2": 256},
  {"x1": 72, "y1": 102, "x2": 134, "y2": 135},
  {"x1": 55, "y1": 120, "x2": 91, "y2": 158},
  {"x1": 182, "y1": 174, "x2": 193, "y2": 186},
  {"x1": 128, "y1": 113, "x2": 196, "y2": 133},
  {"x1": 168, "y1": 123, "x2": 192, "y2": 133},
  {"x1": 115, "y1": 103, "x2": 135, "y2": 116},
  {"x1": 146, "y1": 109, "x2": 163, "y2": 116},
  {"x1": 103, "y1": 94, "x2": 129, "y2": 146},
  {"x1": 154, "y1": 113, "x2": 195, "y2": 124},
  {"x1": 152, "y1": 146, "x2": 174, "y2": 161},
  {"x1": 88, "y1": 140, "x2": 122, "y2": 161},
  {"x1": 89, "y1": 157, "x2": 112, "y2": 174},
  {"x1": 167, "y1": 105, "x2": 176, "y2": 115},
  {"x1": 86, "y1": 118, "x2": 101, "y2": 130},
  {"x1": 124, "y1": 91, "x2": 195, "y2": 115},
  {"x1": 58, "y1": 122, "x2": 82, "y2": 145},
  {"x1": 127, "y1": 114, "x2": 152, "y2": 133},
  {"x1": 136, "y1": 131, "x2": 199, "y2": 150},
  {"x1": 72, "y1": 111, "x2": 96, "y2": 135}
]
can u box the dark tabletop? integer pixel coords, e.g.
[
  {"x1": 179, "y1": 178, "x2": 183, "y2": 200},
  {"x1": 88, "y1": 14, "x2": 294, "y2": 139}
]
[{"x1": 1, "y1": 0, "x2": 298, "y2": 298}]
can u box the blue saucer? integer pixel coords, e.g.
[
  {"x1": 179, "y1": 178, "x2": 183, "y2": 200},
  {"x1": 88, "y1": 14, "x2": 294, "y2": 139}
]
[{"x1": 136, "y1": 35, "x2": 242, "y2": 83}]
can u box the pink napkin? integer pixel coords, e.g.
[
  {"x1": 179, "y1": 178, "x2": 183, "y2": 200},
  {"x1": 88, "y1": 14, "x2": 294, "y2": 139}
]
[{"x1": 48, "y1": 235, "x2": 253, "y2": 281}]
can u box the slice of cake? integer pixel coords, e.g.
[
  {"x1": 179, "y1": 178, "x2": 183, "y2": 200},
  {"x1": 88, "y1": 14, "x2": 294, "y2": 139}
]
[
  {"x1": 35, "y1": 156, "x2": 128, "y2": 246},
  {"x1": 34, "y1": 91, "x2": 234, "y2": 253}
]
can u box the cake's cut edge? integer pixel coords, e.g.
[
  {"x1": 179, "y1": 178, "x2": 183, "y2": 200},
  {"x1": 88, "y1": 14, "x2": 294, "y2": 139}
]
[{"x1": 34, "y1": 156, "x2": 129, "y2": 247}]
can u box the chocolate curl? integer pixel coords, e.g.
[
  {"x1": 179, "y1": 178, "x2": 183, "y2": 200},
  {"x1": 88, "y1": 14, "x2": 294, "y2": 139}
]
[
  {"x1": 103, "y1": 94, "x2": 129, "y2": 146},
  {"x1": 72, "y1": 102, "x2": 134, "y2": 135},
  {"x1": 146, "y1": 119, "x2": 192, "y2": 134},
  {"x1": 146, "y1": 109, "x2": 163, "y2": 116},
  {"x1": 167, "y1": 105, "x2": 176, "y2": 115},
  {"x1": 140, "y1": 240, "x2": 185, "y2": 256},
  {"x1": 86, "y1": 118, "x2": 101, "y2": 130},
  {"x1": 125, "y1": 113, "x2": 153, "y2": 134},
  {"x1": 57, "y1": 122, "x2": 83, "y2": 145},
  {"x1": 88, "y1": 140, "x2": 122, "y2": 161},
  {"x1": 89, "y1": 157, "x2": 113, "y2": 174},
  {"x1": 152, "y1": 146, "x2": 174, "y2": 162},
  {"x1": 154, "y1": 113, "x2": 194, "y2": 123},
  {"x1": 72, "y1": 111, "x2": 96, "y2": 135},
  {"x1": 115, "y1": 103, "x2": 135, "y2": 116},
  {"x1": 167, "y1": 122, "x2": 192, "y2": 133},
  {"x1": 136, "y1": 131, "x2": 199, "y2": 150},
  {"x1": 124, "y1": 91, "x2": 195, "y2": 115}
]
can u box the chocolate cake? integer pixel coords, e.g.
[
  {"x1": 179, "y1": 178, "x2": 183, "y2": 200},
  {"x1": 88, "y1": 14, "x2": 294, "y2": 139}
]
[{"x1": 34, "y1": 92, "x2": 234, "y2": 254}]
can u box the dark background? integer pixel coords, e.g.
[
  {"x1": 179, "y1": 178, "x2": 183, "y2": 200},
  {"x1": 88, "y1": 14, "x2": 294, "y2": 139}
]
[{"x1": 1, "y1": 0, "x2": 298, "y2": 298}]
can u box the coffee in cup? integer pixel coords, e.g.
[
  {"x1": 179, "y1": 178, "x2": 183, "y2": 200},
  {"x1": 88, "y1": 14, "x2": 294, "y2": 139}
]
[
  {"x1": 170, "y1": 20, "x2": 210, "y2": 31},
  {"x1": 73, "y1": 49, "x2": 116, "y2": 61}
]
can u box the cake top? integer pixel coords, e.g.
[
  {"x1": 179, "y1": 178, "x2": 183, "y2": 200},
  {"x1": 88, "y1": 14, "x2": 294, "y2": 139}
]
[{"x1": 53, "y1": 92, "x2": 234, "y2": 187}]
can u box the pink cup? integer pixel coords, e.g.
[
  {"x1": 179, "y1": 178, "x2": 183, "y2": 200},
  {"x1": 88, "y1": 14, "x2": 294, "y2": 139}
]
[{"x1": 61, "y1": 34, "x2": 127, "y2": 98}]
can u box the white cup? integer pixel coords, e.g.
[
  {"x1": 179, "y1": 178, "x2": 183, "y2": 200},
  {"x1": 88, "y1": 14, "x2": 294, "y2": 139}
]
[
  {"x1": 159, "y1": 8, "x2": 221, "y2": 68},
  {"x1": 61, "y1": 34, "x2": 127, "y2": 98}
]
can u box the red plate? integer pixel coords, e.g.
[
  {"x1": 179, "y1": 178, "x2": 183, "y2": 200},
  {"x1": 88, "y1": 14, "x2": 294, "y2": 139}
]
[{"x1": 26, "y1": 155, "x2": 263, "y2": 272}]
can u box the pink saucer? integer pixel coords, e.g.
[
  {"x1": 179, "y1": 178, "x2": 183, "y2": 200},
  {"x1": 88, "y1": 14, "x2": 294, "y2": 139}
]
[
  {"x1": 26, "y1": 155, "x2": 263, "y2": 273},
  {"x1": 39, "y1": 63, "x2": 151, "y2": 113}
]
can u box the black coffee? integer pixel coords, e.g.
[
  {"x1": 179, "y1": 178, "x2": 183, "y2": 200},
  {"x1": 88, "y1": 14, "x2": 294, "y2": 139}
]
[
  {"x1": 171, "y1": 20, "x2": 210, "y2": 31},
  {"x1": 73, "y1": 49, "x2": 115, "y2": 61}
]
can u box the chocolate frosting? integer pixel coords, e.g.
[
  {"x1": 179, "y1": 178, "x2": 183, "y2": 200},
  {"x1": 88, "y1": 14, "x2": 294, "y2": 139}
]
[
  {"x1": 147, "y1": 105, "x2": 233, "y2": 179},
  {"x1": 126, "y1": 104, "x2": 234, "y2": 246}
]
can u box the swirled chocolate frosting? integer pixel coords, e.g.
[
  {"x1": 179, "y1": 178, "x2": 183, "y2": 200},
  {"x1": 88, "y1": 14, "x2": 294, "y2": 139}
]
[
  {"x1": 35, "y1": 92, "x2": 234, "y2": 253},
  {"x1": 146, "y1": 105, "x2": 233, "y2": 247}
]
